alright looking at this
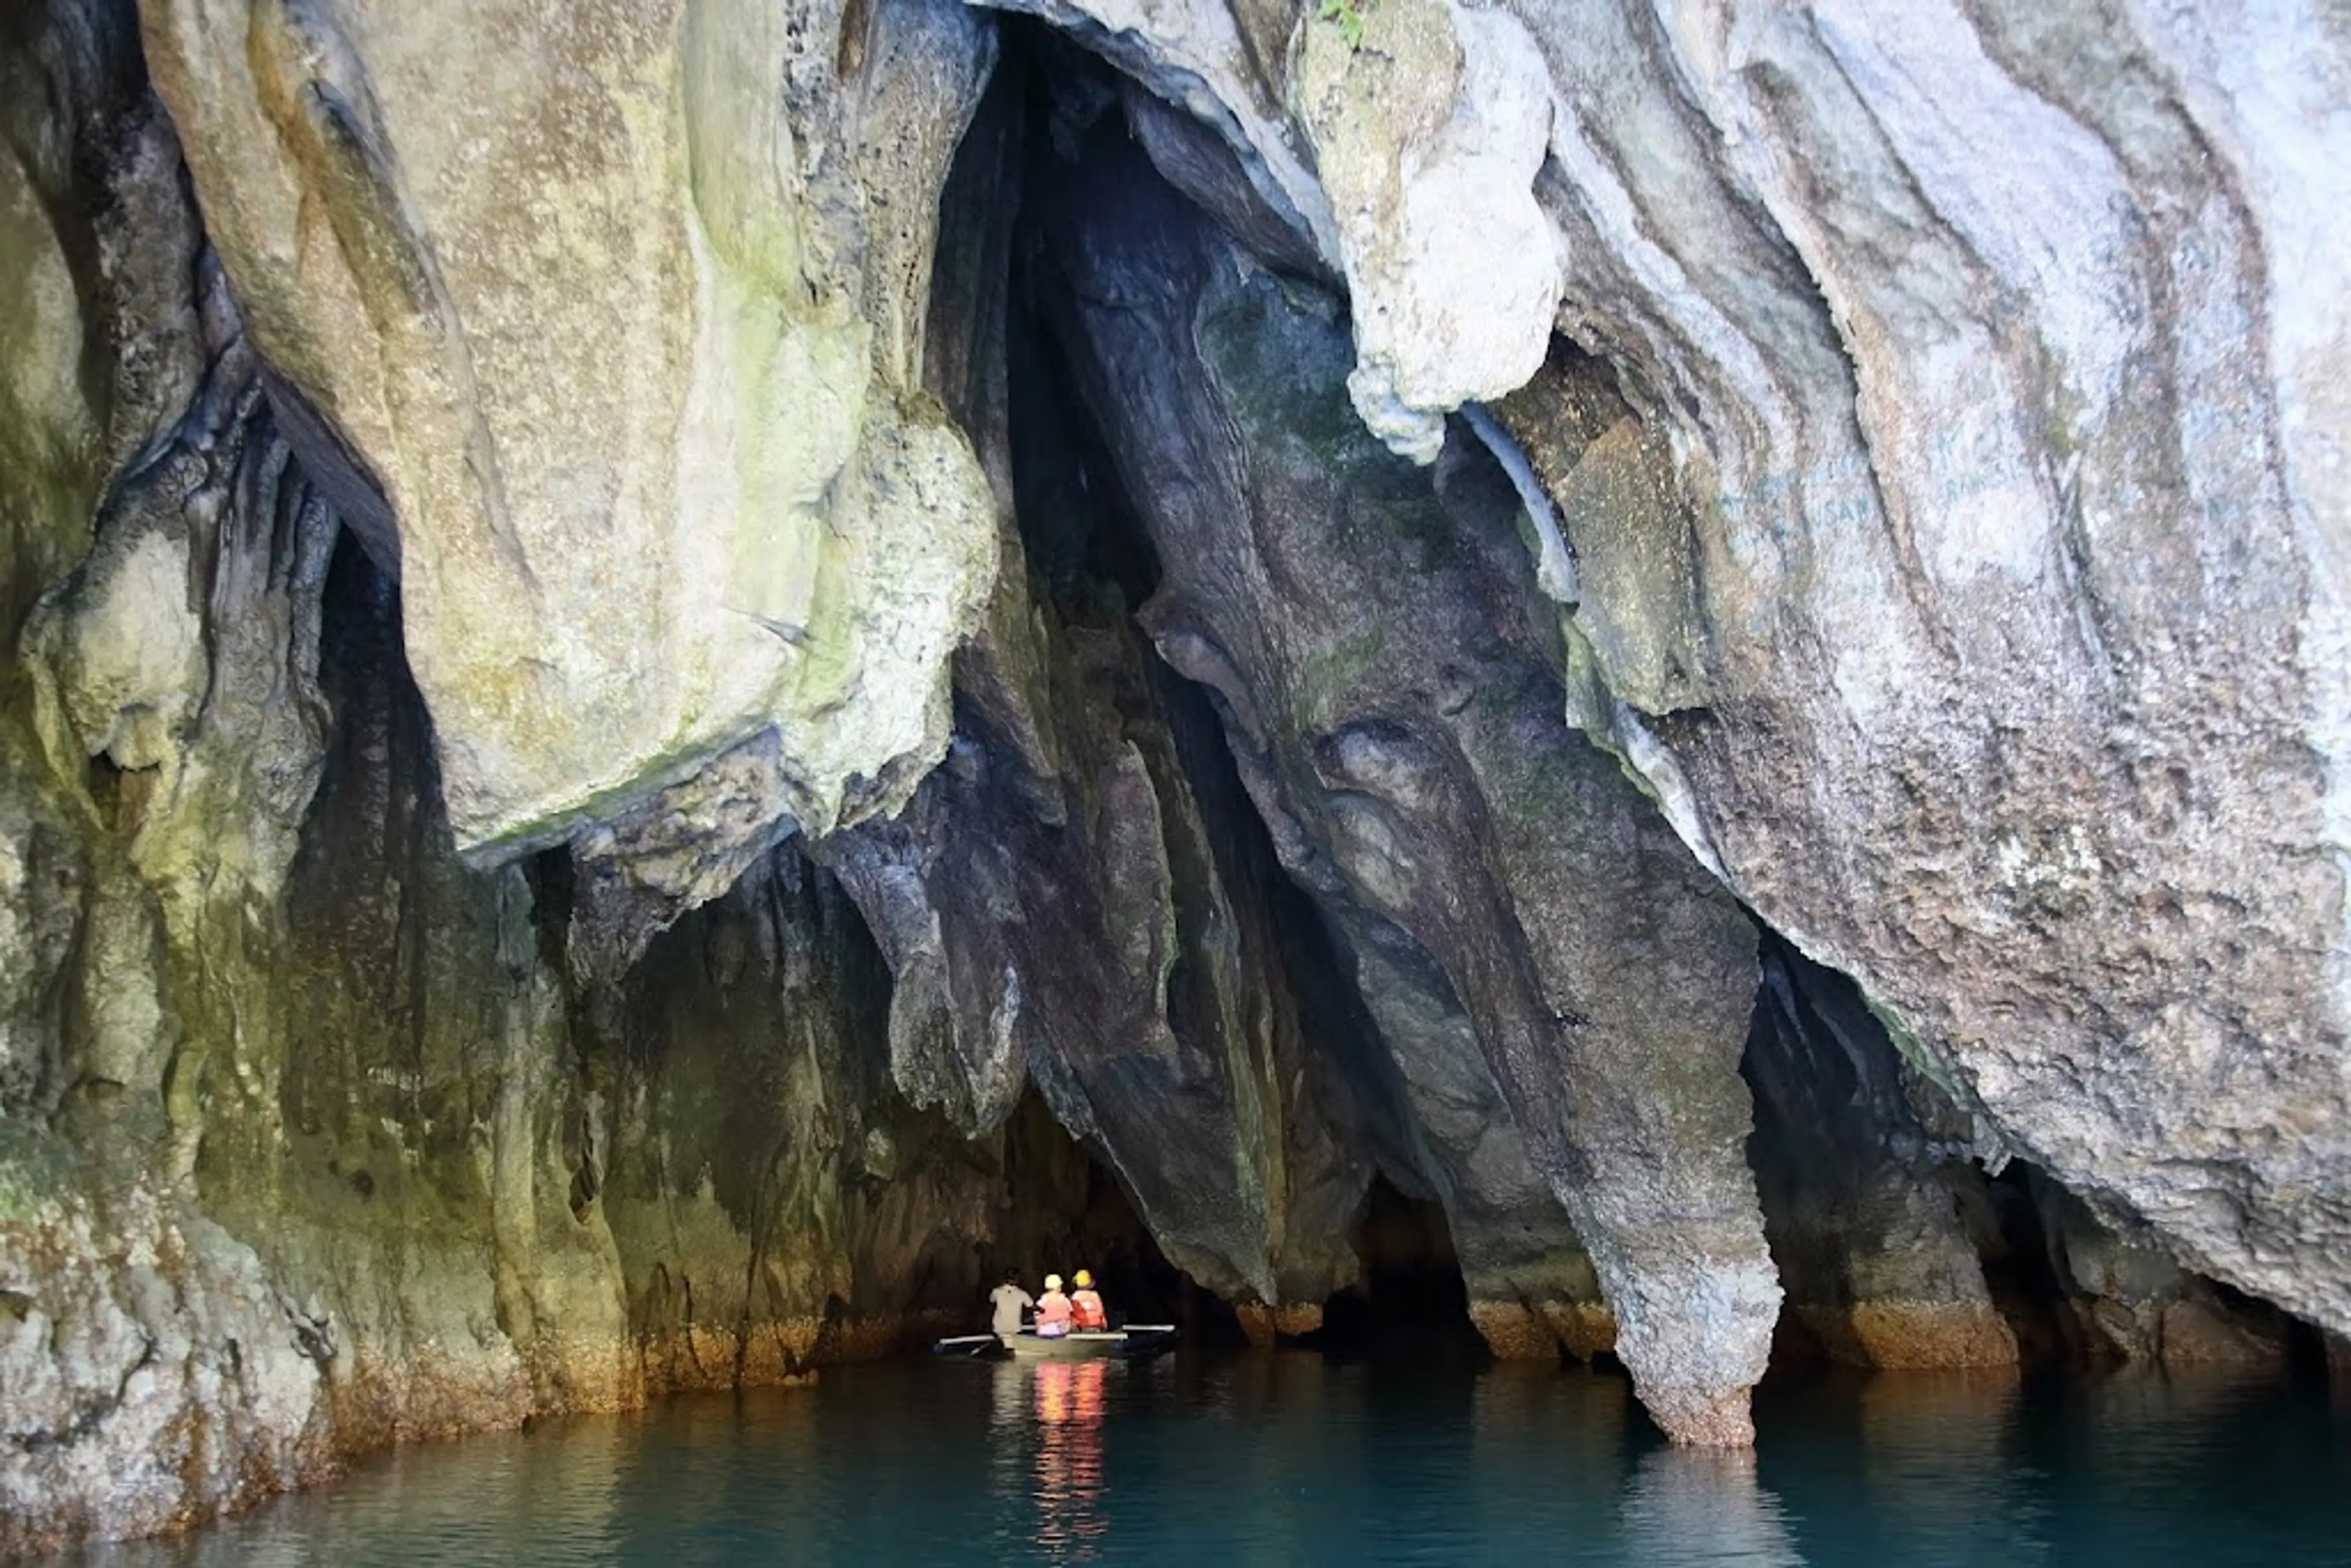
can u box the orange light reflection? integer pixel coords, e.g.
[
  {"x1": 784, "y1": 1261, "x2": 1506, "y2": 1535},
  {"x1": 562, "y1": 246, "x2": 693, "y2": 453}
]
[{"x1": 1032, "y1": 1359, "x2": 1109, "y2": 1557}]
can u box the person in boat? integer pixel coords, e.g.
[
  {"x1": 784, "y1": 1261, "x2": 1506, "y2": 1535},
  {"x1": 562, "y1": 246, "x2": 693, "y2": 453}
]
[
  {"x1": 1035, "y1": 1273, "x2": 1074, "y2": 1338},
  {"x1": 1070, "y1": 1269, "x2": 1108, "y2": 1332},
  {"x1": 988, "y1": 1267, "x2": 1034, "y2": 1345}
]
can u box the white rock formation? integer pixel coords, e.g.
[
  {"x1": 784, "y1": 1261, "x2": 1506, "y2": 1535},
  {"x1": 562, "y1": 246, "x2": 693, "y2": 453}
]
[{"x1": 1512, "y1": 0, "x2": 2351, "y2": 1336}]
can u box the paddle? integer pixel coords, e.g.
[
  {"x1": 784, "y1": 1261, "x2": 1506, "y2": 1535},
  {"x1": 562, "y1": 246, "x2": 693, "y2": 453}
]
[{"x1": 929, "y1": 1334, "x2": 1000, "y2": 1356}]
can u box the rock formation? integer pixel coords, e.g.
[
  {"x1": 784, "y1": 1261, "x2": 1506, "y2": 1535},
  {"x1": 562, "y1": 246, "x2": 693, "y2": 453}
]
[
  {"x1": 140, "y1": 0, "x2": 1002, "y2": 858},
  {"x1": 1027, "y1": 118, "x2": 1777, "y2": 1441},
  {"x1": 4, "y1": 0, "x2": 2350, "y2": 1548},
  {"x1": 1480, "y1": 1, "x2": 2351, "y2": 1339}
]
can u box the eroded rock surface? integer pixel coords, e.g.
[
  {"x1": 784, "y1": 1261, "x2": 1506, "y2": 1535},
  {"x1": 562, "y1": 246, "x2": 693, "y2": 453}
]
[
  {"x1": 138, "y1": 0, "x2": 1001, "y2": 860},
  {"x1": 825, "y1": 662, "x2": 1373, "y2": 1317},
  {"x1": 3, "y1": 514, "x2": 1123, "y2": 1551},
  {"x1": 1003, "y1": 0, "x2": 2351, "y2": 1348},
  {"x1": 1032, "y1": 124, "x2": 1777, "y2": 1442},
  {"x1": 0, "y1": 26, "x2": 1126, "y2": 1536},
  {"x1": 817, "y1": 94, "x2": 1373, "y2": 1313},
  {"x1": 1493, "y1": 2, "x2": 2351, "y2": 1337}
]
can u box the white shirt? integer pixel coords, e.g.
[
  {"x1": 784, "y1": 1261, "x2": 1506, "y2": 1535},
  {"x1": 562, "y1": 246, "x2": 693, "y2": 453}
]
[{"x1": 989, "y1": 1283, "x2": 1034, "y2": 1336}]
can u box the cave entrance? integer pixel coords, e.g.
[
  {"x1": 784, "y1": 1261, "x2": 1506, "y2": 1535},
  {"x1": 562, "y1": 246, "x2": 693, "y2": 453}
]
[
  {"x1": 988, "y1": 18, "x2": 1170, "y2": 626},
  {"x1": 983, "y1": 1087, "x2": 1243, "y2": 1342},
  {"x1": 1968, "y1": 1161, "x2": 2099, "y2": 1373},
  {"x1": 952, "y1": 20, "x2": 1361, "y2": 1352},
  {"x1": 1314, "y1": 1176, "x2": 1487, "y2": 1363}
]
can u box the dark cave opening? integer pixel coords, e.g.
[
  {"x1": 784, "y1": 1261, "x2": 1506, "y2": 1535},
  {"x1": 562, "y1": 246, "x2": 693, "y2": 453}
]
[
  {"x1": 1971, "y1": 1161, "x2": 2101, "y2": 1372},
  {"x1": 1740, "y1": 928, "x2": 2331, "y2": 1382},
  {"x1": 970, "y1": 20, "x2": 1433, "y2": 1349},
  {"x1": 983, "y1": 1087, "x2": 1246, "y2": 1344},
  {"x1": 278, "y1": 527, "x2": 441, "y2": 1161},
  {"x1": 978, "y1": 23, "x2": 1510, "y2": 1360},
  {"x1": 992, "y1": 23, "x2": 1171, "y2": 626},
  {"x1": 1738, "y1": 923, "x2": 2121, "y2": 1378},
  {"x1": 611, "y1": 822, "x2": 1232, "y2": 1354},
  {"x1": 1316, "y1": 1174, "x2": 1490, "y2": 1364}
]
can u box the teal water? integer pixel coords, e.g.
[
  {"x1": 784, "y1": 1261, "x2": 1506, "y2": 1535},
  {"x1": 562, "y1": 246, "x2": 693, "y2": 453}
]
[{"x1": 87, "y1": 1356, "x2": 2351, "y2": 1566}]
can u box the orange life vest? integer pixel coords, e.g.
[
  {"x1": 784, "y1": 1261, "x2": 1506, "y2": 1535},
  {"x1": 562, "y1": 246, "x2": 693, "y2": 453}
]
[{"x1": 1070, "y1": 1288, "x2": 1107, "y2": 1330}]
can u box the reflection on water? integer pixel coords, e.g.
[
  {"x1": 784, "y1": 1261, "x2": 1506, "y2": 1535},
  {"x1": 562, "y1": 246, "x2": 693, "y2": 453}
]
[
  {"x1": 1621, "y1": 1447, "x2": 1804, "y2": 1568},
  {"x1": 1030, "y1": 1360, "x2": 1110, "y2": 1558},
  {"x1": 1854, "y1": 1368, "x2": 2025, "y2": 1558},
  {"x1": 80, "y1": 1360, "x2": 2351, "y2": 1566}
]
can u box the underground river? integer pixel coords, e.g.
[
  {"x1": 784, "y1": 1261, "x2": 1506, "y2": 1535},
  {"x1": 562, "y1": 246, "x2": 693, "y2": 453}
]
[{"x1": 78, "y1": 1356, "x2": 2351, "y2": 1567}]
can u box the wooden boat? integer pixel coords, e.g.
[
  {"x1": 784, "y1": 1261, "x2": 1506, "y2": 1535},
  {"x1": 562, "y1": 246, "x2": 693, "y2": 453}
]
[{"x1": 930, "y1": 1325, "x2": 1179, "y2": 1362}]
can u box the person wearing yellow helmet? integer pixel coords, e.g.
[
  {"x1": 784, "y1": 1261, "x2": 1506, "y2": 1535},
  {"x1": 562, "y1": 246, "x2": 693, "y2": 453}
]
[{"x1": 1070, "y1": 1269, "x2": 1108, "y2": 1332}]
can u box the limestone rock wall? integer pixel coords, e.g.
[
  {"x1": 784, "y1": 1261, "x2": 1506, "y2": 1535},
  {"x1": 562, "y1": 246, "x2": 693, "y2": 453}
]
[
  {"x1": 0, "y1": 17, "x2": 1079, "y2": 1536},
  {"x1": 1473, "y1": 0, "x2": 2350, "y2": 1335},
  {"x1": 137, "y1": 0, "x2": 1002, "y2": 860},
  {"x1": 7, "y1": 0, "x2": 2351, "y2": 1548},
  {"x1": 996, "y1": 0, "x2": 2351, "y2": 1349},
  {"x1": 0, "y1": 487, "x2": 1061, "y2": 1553},
  {"x1": 1029, "y1": 119, "x2": 1778, "y2": 1443}
]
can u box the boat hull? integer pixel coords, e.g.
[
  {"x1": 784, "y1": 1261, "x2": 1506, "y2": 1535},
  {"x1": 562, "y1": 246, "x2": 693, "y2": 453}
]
[
  {"x1": 1007, "y1": 1331, "x2": 1135, "y2": 1360},
  {"x1": 932, "y1": 1326, "x2": 1177, "y2": 1362}
]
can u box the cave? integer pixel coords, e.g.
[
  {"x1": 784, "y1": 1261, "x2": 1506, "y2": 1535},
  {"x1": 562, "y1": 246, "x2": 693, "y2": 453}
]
[
  {"x1": 1315, "y1": 1174, "x2": 1488, "y2": 1364},
  {"x1": 4, "y1": 0, "x2": 2349, "y2": 1552}
]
